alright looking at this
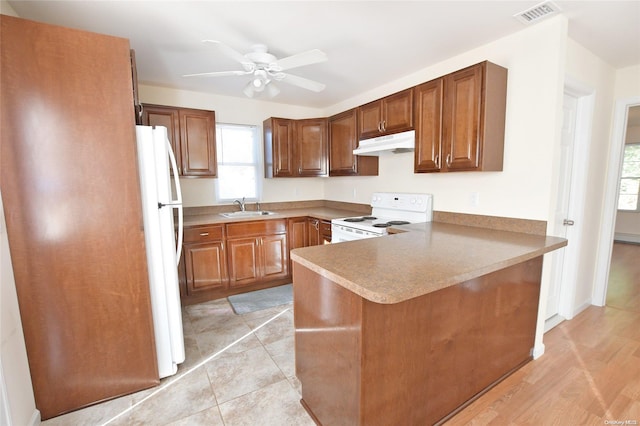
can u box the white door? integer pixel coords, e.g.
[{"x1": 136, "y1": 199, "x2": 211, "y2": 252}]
[{"x1": 546, "y1": 93, "x2": 579, "y2": 323}]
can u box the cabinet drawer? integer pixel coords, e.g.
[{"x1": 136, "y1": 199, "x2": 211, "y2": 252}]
[
  {"x1": 320, "y1": 220, "x2": 332, "y2": 237},
  {"x1": 184, "y1": 225, "x2": 224, "y2": 243},
  {"x1": 226, "y1": 219, "x2": 287, "y2": 238}
]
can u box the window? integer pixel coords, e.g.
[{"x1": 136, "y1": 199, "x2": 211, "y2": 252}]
[
  {"x1": 618, "y1": 143, "x2": 640, "y2": 211},
  {"x1": 215, "y1": 123, "x2": 260, "y2": 203}
]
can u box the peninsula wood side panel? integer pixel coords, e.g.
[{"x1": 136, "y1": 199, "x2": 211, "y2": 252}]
[{"x1": 294, "y1": 256, "x2": 543, "y2": 425}]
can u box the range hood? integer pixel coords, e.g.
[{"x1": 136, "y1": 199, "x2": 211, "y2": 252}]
[{"x1": 353, "y1": 130, "x2": 415, "y2": 156}]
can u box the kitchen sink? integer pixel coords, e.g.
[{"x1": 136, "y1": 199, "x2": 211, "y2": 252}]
[{"x1": 220, "y1": 210, "x2": 276, "y2": 218}]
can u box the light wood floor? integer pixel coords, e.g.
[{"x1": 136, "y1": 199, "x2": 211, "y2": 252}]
[{"x1": 445, "y1": 242, "x2": 640, "y2": 425}]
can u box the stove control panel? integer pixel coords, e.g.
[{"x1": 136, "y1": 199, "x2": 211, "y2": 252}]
[{"x1": 371, "y1": 192, "x2": 433, "y2": 213}]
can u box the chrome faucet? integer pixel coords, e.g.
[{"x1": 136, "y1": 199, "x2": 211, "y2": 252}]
[{"x1": 234, "y1": 197, "x2": 246, "y2": 211}]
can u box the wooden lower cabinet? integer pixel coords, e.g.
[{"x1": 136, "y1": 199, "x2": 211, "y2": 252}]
[
  {"x1": 182, "y1": 225, "x2": 228, "y2": 296},
  {"x1": 226, "y1": 220, "x2": 289, "y2": 289},
  {"x1": 320, "y1": 220, "x2": 332, "y2": 244},
  {"x1": 308, "y1": 218, "x2": 320, "y2": 246}
]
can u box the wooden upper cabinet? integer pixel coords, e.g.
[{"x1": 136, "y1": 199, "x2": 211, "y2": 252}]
[
  {"x1": 329, "y1": 109, "x2": 378, "y2": 176},
  {"x1": 442, "y1": 61, "x2": 507, "y2": 172},
  {"x1": 415, "y1": 61, "x2": 507, "y2": 173},
  {"x1": 141, "y1": 104, "x2": 217, "y2": 177},
  {"x1": 180, "y1": 108, "x2": 217, "y2": 177},
  {"x1": 296, "y1": 118, "x2": 328, "y2": 176},
  {"x1": 264, "y1": 117, "x2": 294, "y2": 177},
  {"x1": 142, "y1": 105, "x2": 181, "y2": 173},
  {"x1": 264, "y1": 117, "x2": 328, "y2": 178},
  {"x1": 358, "y1": 88, "x2": 413, "y2": 140},
  {"x1": 414, "y1": 78, "x2": 444, "y2": 172}
]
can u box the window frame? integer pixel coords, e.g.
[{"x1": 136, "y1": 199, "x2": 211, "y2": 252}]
[
  {"x1": 214, "y1": 123, "x2": 262, "y2": 204},
  {"x1": 617, "y1": 142, "x2": 640, "y2": 212}
]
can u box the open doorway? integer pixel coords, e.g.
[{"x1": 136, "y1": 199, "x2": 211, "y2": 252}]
[
  {"x1": 605, "y1": 106, "x2": 640, "y2": 310},
  {"x1": 593, "y1": 98, "x2": 640, "y2": 306}
]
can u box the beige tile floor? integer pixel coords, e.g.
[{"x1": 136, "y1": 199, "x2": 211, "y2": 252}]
[{"x1": 42, "y1": 298, "x2": 313, "y2": 426}]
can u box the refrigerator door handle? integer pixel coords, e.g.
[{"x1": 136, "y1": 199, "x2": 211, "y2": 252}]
[{"x1": 165, "y1": 137, "x2": 183, "y2": 266}]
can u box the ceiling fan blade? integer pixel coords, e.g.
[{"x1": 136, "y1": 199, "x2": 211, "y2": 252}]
[
  {"x1": 278, "y1": 73, "x2": 326, "y2": 92},
  {"x1": 202, "y1": 40, "x2": 254, "y2": 67},
  {"x1": 183, "y1": 70, "x2": 250, "y2": 78},
  {"x1": 273, "y1": 49, "x2": 328, "y2": 71}
]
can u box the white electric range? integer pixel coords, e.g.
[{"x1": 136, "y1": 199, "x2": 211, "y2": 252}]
[{"x1": 331, "y1": 192, "x2": 433, "y2": 243}]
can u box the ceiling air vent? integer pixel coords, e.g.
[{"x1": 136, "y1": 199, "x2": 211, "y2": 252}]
[{"x1": 514, "y1": 1, "x2": 561, "y2": 25}]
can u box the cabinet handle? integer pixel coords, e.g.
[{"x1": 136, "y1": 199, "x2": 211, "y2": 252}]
[
  {"x1": 199, "y1": 232, "x2": 209, "y2": 236},
  {"x1": 446, "y1": 154, "x2": 452, "y2": 167},
  {"x1": 435, "y1": 154, "x2": 440, "y2": 169},
  {"x1": 377, "y1": 121, "x2": 383, "y2": 132},
  {"x1": 381, "y1": 120, "x2": 386, "y2": 132}
]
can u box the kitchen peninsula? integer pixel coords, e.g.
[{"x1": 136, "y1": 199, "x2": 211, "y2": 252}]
[{"x1": 291, "y1": 222, "x2": 567, "y2": 425}]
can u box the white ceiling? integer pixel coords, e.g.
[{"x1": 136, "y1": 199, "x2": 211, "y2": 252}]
[{"x1": 7, "y1": 1, "x2": 640, "y2": 109}]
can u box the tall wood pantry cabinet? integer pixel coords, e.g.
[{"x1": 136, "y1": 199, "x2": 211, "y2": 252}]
[
  {"x1": 414, "y1": 61, "x2": 507, "y2": 173},
  {"x1": 142, "y1": 104, "x2": 217, "y2": 177},
  {"x1": 1, "y1": 15, "x2": 158, "y2": 420}
]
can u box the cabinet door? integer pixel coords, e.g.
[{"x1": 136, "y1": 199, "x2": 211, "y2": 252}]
[
  {"x1": 288, "y1": 217, "x2": 309, "y2": 250},
  {"x1": 261, "y1": 234, "x2": 289, "y2": 280},
  {"x1": 142, "y1": 104, "x2": 182, "y2": 174},
  {"x1": 329, "y1": 109, "x2": 378, "y2": 177},
  {"x1": 183, "y1": 241, "x2": 228, "y2": 294},
  {"x1": 443, "y1": 64, "x2": 483, "y2": 171},
  {"x1": 272, "y1": 118, "x2": 295, "y2": 177},
  {"x1": 180, "y1": 109, "x2": 217, "y2": 177},
  {"x1": 308, "y1": 218, "x2": 320, "y2": 246},
  {"x1": 296, "y1": 118, "x2": 328, "y2": 176},
  {"x1": 381, "y1": 89, "x2": 413, "y2": 134},
  {"x1": 358, "y1": 101, "x2": 383, "y2": 140},
  {"x1": 227, "y1": 237, "x2": 260, "y2": 287},
  {"x1": 414, "y1": 79, "x2": 444, "y2": 173}
]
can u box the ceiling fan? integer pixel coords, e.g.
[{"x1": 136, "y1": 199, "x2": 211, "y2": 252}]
[{"x1": 183, "y1": 40, "x2": 328, "y2": 98}]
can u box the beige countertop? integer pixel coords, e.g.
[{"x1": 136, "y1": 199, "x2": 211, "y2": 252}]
[
  {"x1": 290, "y1": 221, "x2": 567, "y2": 304},
  {"x1": 182, "y1": 207, "x2": 365, "y2": 227}
]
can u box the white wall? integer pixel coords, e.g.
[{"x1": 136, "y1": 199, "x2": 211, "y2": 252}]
[
  {"x1": 139, "y1": 85, "x2": 327, "y2": 207},
  {"x1": 323, "y1": 17, "x2": 568, "y2": 223},
  {"x1": 1, "y1": 193, "x2": 39, "y2": 426}
]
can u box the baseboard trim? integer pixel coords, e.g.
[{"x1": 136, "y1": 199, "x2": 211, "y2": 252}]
[
  {"x1": 572, "y1": 300, "x2": 591, "y2": 318},
  {"x1": 544, "y1": 314, "x2": 565, "y2": 332},
  {"x1": 29, "y1": 409, "x2": 41, "y2": 426},
  {"x1": 532, "y1": 343, "x2": 545, "y2": 359},
  {"x1": 614, "y1": 233, "x2": 640, "y2": 244}
]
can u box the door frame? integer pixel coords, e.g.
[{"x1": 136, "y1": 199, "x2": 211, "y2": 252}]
[
  {"x1": 553, "y1": 77, "x2": 594, "y2": 321},
  {"x1": 592, "y1": 96, "x2": 640, "y2": 306}
]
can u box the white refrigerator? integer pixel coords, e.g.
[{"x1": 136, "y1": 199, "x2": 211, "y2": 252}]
[{"x1": 135, "y1": 125, "x2": 185, "y2": 378}]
